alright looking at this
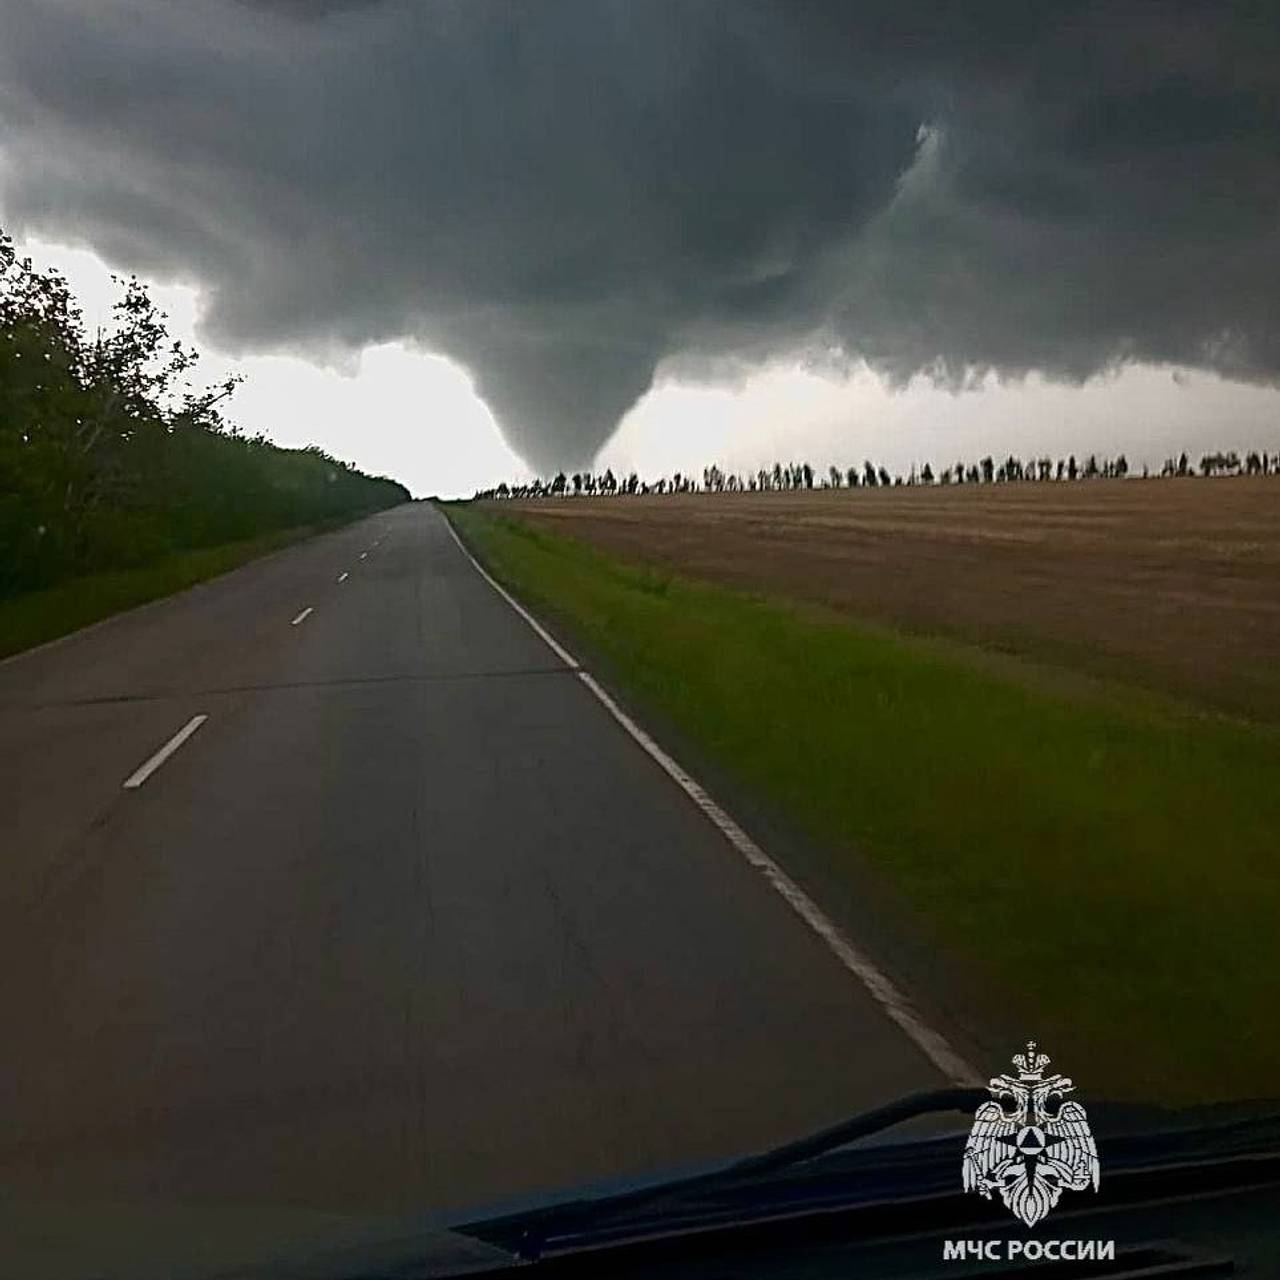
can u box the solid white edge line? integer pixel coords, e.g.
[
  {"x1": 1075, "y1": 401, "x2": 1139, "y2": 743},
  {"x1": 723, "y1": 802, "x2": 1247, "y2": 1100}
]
[
  {"x1": 440, "y1": 516, "x2": 580, "y2": 669},
  {"x1": 291, "y1": 607, "x2": 313, "y2": 626},
  {"x1": 439, "y1": 509, "x2": 980, "y2": 1086},
  {"x1": 123, "y1": 714, "x2": 209, "y2": 790}
]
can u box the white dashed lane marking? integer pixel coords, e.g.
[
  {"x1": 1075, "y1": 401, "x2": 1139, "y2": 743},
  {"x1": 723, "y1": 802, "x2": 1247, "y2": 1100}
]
[{"x1": 122, "y1": 715, "x2": 209, "y2": 790}]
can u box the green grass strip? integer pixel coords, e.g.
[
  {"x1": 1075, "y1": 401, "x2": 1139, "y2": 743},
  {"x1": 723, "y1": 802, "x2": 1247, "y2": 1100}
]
[
  {"x1": 0, "y1": 526, "x2": 326, "y2": 660},
  {"x1": 448, "y1": 504, "x2": 1280, "y2": 1104}
]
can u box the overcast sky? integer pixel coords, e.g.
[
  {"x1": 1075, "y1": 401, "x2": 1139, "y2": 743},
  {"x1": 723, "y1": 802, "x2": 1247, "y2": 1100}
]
[{"x1": 3, "y1": 2, "x2": 1278, "y2": 496}]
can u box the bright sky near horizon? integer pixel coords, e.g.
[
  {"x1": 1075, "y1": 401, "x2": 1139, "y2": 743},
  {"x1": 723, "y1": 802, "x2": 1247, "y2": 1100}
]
[{"x1": 24, "y1": 234, "x2": 1280, "y2": 499}]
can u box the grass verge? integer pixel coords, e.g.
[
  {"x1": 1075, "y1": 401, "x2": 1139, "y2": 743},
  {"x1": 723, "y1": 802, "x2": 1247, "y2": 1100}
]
[
  {"x1": 0, "y1": 525, "x2": 329, "y2": 660},
  {"x1": 447, "y1": 503, "x2": 1280, "y2": 1103}
]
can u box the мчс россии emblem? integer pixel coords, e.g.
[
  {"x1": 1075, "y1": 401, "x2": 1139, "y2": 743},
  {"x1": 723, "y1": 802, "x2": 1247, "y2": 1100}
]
[{"x1": 962, "y1": 1041, "x2": 1100, "y2": 1227}]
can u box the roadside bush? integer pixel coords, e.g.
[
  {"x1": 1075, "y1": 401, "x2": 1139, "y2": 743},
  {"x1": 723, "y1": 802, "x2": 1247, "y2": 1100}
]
[{"x1": 0, "y1": 228, "x2": 407, "y2": 598}]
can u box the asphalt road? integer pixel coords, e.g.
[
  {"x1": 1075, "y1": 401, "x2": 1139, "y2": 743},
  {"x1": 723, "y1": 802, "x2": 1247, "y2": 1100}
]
[{"x1": 0, "y1": 503, "x2": 944, "y2": 1257}]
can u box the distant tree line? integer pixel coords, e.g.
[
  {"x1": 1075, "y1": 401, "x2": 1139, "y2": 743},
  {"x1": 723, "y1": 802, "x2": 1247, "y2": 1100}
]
[
  {"x1": 476, "y1": 446, "x2": 1279, "y2": 501},
  {"x1": 0, "y1": 231, "x2": 408, "y2": 597}
]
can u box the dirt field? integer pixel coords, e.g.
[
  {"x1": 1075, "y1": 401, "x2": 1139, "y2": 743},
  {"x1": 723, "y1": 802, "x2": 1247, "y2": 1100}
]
[{"x1": 498, "y1": 477, "x2": 1280, "y2": 721}]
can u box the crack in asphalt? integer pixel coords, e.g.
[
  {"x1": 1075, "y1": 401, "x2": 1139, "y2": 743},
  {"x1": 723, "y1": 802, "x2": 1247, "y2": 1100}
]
[{"x1": 0, "y1": 665, "x2": 580, "y2": 710}]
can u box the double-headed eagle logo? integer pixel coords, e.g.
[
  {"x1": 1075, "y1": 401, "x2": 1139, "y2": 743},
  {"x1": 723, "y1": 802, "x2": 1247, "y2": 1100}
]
[{"x1": 962, "y1": 1041, "x2": 1100, "y2": 1227}]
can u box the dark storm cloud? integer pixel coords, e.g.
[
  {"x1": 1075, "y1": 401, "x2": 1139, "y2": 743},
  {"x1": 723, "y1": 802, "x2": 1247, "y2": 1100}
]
[{"x1": 1, "y1": 1, "x2": 1277, "y2": 470}]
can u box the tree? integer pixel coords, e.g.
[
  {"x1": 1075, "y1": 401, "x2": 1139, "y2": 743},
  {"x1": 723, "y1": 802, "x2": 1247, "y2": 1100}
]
[
  {"x1": 920, "y1": 462, "x2": 934, "y2": 483},
  {"x1": 1199, "y1": 450, "x2": 1242, "y2": 477},
  {"x1": 0, "y1": 230, "x2": 405, "y2": 595}
]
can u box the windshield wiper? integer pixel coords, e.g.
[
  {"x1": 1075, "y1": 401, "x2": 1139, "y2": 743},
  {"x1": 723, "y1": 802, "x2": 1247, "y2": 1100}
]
[
  {"x1": 698, "y1": 1087, "x2": 986, "y2": 1182},
  {"x1": 461, "y1": 1090, "x2": 1280, "y2": 1264},
  {"x1": 466, "y1": 1088, "x2": 983, "y2": 1260}
]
